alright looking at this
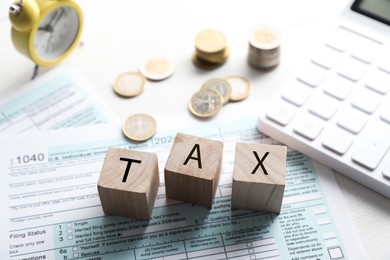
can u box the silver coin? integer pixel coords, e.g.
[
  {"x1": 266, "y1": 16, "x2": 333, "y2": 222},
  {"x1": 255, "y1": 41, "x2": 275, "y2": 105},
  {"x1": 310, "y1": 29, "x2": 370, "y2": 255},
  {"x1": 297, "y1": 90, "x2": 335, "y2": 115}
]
[
  {"x1": 201, "y1": 78, "x2": 232, "y2": 104},
  {"x1": 188, "y1": 89, "x2": 223, "y2": 118},
  {"x1": 122, "y1": 113, "x2": 157, "y2": 142},
  {"x1": 113, "y1": 72, "x2": 146, "y2": 97},
  {"x1": 225, "y1": 75, "x2": 252, "y2": 101}
]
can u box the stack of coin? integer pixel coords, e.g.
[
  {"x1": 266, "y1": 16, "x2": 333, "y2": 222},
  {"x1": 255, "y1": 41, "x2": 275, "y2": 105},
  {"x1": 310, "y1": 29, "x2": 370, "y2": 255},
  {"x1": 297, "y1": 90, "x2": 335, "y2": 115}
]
[
  {"x1": 188, "y1": 76, "x2": 252, "y2": 118},
  {"x1": 248, "y1": 25, "x2": 281, "y2": 70},
  {"x1": 193, "y1": 30, "x2": 230, "y2": 69}
]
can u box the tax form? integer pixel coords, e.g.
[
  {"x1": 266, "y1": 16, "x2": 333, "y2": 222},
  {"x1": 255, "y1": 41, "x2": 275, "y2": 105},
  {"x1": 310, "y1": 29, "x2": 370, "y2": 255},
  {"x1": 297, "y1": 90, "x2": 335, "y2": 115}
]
[
  {"x1": 0, "y1": 116, "x2": 367, "y2": 260},
  {"x1": 0, "y1": 66, "x2": 114, "y2": 134}
]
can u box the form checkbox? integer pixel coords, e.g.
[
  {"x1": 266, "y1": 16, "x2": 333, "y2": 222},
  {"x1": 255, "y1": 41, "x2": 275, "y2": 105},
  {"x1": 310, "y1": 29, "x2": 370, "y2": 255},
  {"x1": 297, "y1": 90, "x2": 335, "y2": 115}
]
[{"x1": 328, "y1": 247, "x2": 344, "y2": 259}]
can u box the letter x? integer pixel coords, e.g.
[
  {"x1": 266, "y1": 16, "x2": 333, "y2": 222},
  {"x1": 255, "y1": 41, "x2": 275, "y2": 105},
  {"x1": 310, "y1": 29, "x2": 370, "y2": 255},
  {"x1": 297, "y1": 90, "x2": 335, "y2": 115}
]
[{"x1": 252, "y1": 151, "x2": 270, "y2": 175}]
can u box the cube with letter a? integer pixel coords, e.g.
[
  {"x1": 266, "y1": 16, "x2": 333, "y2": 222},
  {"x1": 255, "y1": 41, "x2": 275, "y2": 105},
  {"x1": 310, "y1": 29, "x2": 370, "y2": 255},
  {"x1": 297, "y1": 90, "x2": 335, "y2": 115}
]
[
  {"x1": 164, "y1": 133, "x2": 223, "y2": 208},
  {"x1": 231, "y1": 142, "x2": 287, "y2": 213},
  {"x1": 97, "y1": 148, "x2": 159, "y2": 220}
]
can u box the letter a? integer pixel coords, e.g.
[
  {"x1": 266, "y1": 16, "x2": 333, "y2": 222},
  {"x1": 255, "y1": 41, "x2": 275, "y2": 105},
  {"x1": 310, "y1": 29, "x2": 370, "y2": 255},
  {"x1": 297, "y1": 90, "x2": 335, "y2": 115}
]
[{"x1": 183, "y1": 144, "x2": 202, "y2": 169}]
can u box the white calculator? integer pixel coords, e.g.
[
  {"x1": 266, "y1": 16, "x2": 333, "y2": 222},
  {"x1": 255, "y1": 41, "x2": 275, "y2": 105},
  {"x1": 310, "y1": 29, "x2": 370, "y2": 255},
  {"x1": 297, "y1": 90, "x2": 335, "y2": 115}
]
[{"x1": 258, "y1": 0, "x2": 390, "y2": 198}]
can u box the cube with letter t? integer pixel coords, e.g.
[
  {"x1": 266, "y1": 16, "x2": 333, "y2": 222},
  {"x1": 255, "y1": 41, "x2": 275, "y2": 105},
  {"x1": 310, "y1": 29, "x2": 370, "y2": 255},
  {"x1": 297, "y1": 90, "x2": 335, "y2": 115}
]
[
  {"x1": 164, "y1": 133, "x2": 223, "y2": 207},
  {"x1": 97, "y1": 148, "x2": 159, "y2": 220},
  {"x1": 231, "y1": 142, "x2": 287, "y2": 213}
]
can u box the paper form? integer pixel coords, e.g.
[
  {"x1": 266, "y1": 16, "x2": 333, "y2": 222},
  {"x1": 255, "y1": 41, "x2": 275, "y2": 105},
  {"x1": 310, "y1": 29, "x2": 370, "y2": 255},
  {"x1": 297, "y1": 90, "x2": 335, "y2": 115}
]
[
  {"x1": 0, "y1": 66, "x2": 116, "y2": 134},
  {"x1": 0, "y1": 116, "x2": 367, "y2": 259}
]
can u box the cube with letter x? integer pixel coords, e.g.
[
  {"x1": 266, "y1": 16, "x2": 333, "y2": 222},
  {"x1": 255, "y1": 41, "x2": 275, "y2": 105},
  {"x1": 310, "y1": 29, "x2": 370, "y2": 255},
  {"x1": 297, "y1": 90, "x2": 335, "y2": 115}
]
[
  {"x1": 231, "y1": 142, "x2": 287, "y2": 213},
  {"x1": 97, "y1": 148, "x2": 159, "y2": 220},
  {"x1": 164, "y1": 133, "x2": 223, "y2": 208}
]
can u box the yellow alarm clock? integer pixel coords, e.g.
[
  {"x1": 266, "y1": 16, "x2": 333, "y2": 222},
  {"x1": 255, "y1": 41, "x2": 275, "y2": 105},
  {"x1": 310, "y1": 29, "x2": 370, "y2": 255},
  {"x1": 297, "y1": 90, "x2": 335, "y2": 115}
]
[{"x1": 9, "y1": 0, "x2": 83, "y2": 67}]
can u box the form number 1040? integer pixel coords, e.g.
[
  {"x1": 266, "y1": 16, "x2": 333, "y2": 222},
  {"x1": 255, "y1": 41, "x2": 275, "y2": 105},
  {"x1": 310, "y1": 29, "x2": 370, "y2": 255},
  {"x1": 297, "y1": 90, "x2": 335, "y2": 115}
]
[{"x1": 15, "y1": 153, "x2": 45, "y2": 164}]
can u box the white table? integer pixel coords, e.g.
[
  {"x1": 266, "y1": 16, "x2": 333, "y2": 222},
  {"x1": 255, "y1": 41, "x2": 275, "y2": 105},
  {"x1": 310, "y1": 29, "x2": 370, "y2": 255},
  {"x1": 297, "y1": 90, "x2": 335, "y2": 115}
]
[{"x1": 1, "y1": 0, "x2": 389, "y2": 259}]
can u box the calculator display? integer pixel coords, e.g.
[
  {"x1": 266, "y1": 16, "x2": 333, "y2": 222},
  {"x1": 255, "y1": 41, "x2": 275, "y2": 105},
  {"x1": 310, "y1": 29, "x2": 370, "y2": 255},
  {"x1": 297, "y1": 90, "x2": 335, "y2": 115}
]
[{"x1": 351, "y1": 0, "x2": 390, "y2": 25}]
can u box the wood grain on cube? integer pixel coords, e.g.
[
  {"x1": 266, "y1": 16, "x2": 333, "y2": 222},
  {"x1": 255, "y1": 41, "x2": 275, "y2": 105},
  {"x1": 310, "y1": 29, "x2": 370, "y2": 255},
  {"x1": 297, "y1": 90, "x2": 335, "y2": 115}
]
[
  {"x1": 97, "y1": 148, "x2": 159, "y2": 220},
  {"x1": 164, "y1": 133, "x2": 223, "y2": 207},
  {"x1": 231, "y1": 142, "x2": 287, "y2": 213}
]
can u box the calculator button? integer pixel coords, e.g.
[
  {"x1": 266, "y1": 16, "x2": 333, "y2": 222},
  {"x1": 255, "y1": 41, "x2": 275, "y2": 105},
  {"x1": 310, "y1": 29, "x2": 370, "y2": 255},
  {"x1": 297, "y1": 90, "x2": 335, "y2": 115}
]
[
  {"x1": 322, "y1": 76, "x2": 353, "y2": 101},
  {"x1": 336, "y1": 108, "x2": 367, "y2": 134},
  {"x1": 297, "y1": 63, "x2": 327, "y2": 88},
  {"x1": 364, "y1": 69, "x2": 390, "y2": 95},
  {"x1": 281, "y1": 81, "x2": 311, "y2": 106},
  {"x1": 325, "y1": 34, "x2": 349, "y2": 52},
  {"x1": 311, "y1": 46, "x2": 341, "y2": 69},
  {"x1": 308, "y1": 94, "x2": 339, "y2": 120},
  {"x1": 265, "y1": 101, "x2": 297, "y2": 126},
  {"x1": 293, "y1": 114, "x2": 324, "y2": 140},
  {"x1": 322, "y1": 126, "x2": 353, "y2": 155},
  {"x1": 352, "y1": 136, "x2": 390, "y2": 171},
  {"x1": 337, "y1": 58, "x2": 367, "y2": 82},
  {"x1": 350, "y1": 88, "x2": 381, "y2": 114},
  {"x1": 351, "y1": 122, "x2": 390, "y2": 170},
  {"x1": 350, "y1": 46, "x2": 378, "y2": 64}
]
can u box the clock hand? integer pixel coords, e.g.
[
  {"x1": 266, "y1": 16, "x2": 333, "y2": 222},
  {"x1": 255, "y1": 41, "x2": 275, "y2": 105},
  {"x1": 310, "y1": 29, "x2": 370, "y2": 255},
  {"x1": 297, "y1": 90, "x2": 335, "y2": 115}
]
[
  {"x1": 44, "y1": 8, "x2": 65, "y2": 53},
  {"x1": 38, "y1": 25, "x2": 53, "y2": 32},
  {"x1": 45, "y1": 11, "x2": 59, "y2": 32},
  {"x1": 50, "y1": 8, "x2": 65, "y2": 30}
]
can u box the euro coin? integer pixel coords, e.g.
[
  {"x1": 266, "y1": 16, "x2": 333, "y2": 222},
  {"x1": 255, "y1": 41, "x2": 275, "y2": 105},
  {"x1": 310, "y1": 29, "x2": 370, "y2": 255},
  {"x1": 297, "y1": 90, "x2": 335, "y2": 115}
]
[
  {"x1": 192, "y1": 53, "x2": 223, "y2": 70},
  {"x1": 248, "y1": 25, "x2": 281, "y2": 69},
  {"x1": 195, "y1": 30, "x2": 226, "y2": 54},
  {"x1": 113, "y1": 72, "x2": 146, "y2": 97},
  {"x1": 249, "y1": 26, "x2": 281, "y2": 50},
  {"x1": 188, "y1": 89, "x2": 223, "y2": 118},
  {"x1": 201, "y1": 78, "x2": 232, "y2": 104},
  {"x1": 122, "y1": 113, "x2": 157, "y2": 142},
  {"x1": 139, "y1": 57, "x2": 174, "y2": 81},
  {"x1": 196, "y1": 46, "x2": 230, "y2": 64},
  {"x1": 225, "y1": 76, "x2": 252, "y2": 101}
]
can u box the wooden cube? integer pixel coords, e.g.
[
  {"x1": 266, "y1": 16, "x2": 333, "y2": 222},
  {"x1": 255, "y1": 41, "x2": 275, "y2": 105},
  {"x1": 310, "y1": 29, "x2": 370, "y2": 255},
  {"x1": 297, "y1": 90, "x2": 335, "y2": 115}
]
[
  {"x1": 97, "y1": 148, "x2": 159, "y2": 220},
  {"x1": 164, "y1": 133, "x2": 223, "y2": 207},
  {"x1": 231, "y1": 142, "x2": 287, "y2": 213}
]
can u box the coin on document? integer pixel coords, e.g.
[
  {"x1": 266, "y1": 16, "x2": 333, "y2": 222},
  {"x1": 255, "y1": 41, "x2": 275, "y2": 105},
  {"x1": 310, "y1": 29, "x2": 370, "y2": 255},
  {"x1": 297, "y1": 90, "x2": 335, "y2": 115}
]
[
  {"x1": 139, "y1": 57, "x2": 174, "y2": 81},
  {"x1": 225, "y1": 75, "x2": 252, "y2": 101},
  {"x1": 188, "y1": 89, "x2": 223, "y2": 118},
  {"x1": 122, "y1": 113, "x2": 157, "y2": 142},
  {"x1": 113, "y1": 72, "x2": 147, "y2": 97},
  {"x1": 201, "y1": 78, "x2": 232, "y2": 104},
  {"x1": 195, "y1": 29, "x2": 226, "y2": 54}
]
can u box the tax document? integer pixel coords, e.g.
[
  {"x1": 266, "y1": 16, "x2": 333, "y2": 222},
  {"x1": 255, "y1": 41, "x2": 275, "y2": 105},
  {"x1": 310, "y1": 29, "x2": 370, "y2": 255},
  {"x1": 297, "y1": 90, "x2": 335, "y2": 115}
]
[
  {"x1": 0, "y1": 66, "x2": 115, "y2": 134},
  {"x1": 0, "y1": 117, "x2": 367, "y2": 259}
]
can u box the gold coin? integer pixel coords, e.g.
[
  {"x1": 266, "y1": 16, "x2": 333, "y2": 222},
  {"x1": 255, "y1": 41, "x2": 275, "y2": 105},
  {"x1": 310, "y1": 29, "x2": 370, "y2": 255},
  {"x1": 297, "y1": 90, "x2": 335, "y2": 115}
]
[
  {"x1": 225, "y1": 75, "x2": 252, "y2": 101},
  {"x1": 188, "y1": 89, "x2": 223, "y2": 118},
  {"x1": 139, "y1": 57, "x2": 174, "y2": 81},
  {"x1": 195, "y1": 30, "x2": 226, "y2": 54},
  {"x1": 113, "y1": 72, "x2": 146, "y2": 97},
  {"x1": 192, "y1": 53, "x2": 223, "y2": 70},
  {"x1": 197, "y1": 46, "x2": 230, "y2": 64},
  {"x1": 201, "y1": 78, "x2": 232, "y2": 104},
  {"x1": 122, "y1": 113, "x2": 157, "y2": 142}
]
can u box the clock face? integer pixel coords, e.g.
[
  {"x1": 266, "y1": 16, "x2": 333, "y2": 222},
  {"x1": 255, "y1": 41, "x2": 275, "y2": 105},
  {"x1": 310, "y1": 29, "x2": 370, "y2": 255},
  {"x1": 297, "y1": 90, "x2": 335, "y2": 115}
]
[{"x1": 34, "y1": 6, "x2": 80, "y2": 60}]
